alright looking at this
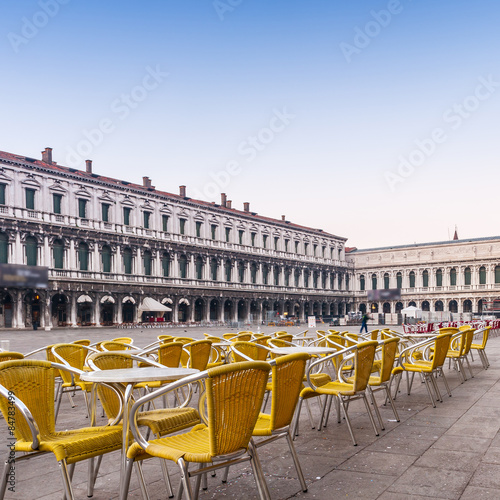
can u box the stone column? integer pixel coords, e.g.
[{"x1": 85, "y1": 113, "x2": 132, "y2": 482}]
[
  {"x1": 70, "y1": 294, "x2": 77, "y2": 327},
  {"x1": 94, "y1": 297, "x2": 102, "y2": 327},
  {"x1": 44, "y1": 291, "x2": 52, "y2": 330},
  {"x1": 15, "y1": 292, "x2": 24, "y2": 328},
  {"x1": 116, "y1": 297, "x2": 123, "y2": 325}
]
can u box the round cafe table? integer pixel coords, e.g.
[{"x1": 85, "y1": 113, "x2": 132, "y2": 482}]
[
  {"x1": 81, "y1": 367, "x2": 198, "y2": 481},
  {"x1": 269, "y1": 346, "x2": 335, "y2": 356}
]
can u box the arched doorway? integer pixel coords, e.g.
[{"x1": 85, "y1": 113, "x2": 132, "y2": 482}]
[
  {"x1": 409, "y1": 301, "x2": 416, "y2": 307},
  {"x1": 25, "y1": 291, "x2": 42, "y2": 328},
  {"x1": 273, "y1": 301, "x2": 281, "y2": 314},
  {"x1": 250, "y1": 301, "x2": 259, "y2": 322},
  {"x1": 435, "y1": 300, "x2": 444, "y2": 312},
  {"x1": 122, "y1": 297, "x2": 135, "y2": 323},
  {"x1": 478, "y1": 299, "x2": 483, "y2": 314},
  {"x1": 449, "y1": 300, "x2": 458, "y2": 313},
  {"x1": 51, "y1": 293, "x2": 68, "y2": 326},
  {"x1": 359, "y1": 303, "x2": 367, "y2": 314},
  {"x1": 1, "y1": 294, "x2": 13, "y2": 328},
  {"x1": 194, "y1": 299, "x2": 204, "y2": 322},
  {"x1": 463, "y1": 300, "x2": 472, "y2": 313},
  {"x1": 100, "y1": 295, "x2": 115, "y2": 325},
  {"x1": 338, "y1": 303, "x2": 344, "y2": 316},
  {"x1": 395, "y1": 302, "x2": 403, "y2": 313},
  {"x1": 210, "y1": 299, "x2": 218, "y2": 321},
  {"x1": 371, "y1": 303, "x2": 378, "y2": 313},
  {"x1": 224, "y1": 300, "x2": 233, "y2": 322},
  {"x1": 77, "y1": 294, "x2": 93, "y2": 326},
  {"x1": 421, "y1": 301, "x2": 430, "y2": 312},
  {"x1": 237, "y1": 300, "x2": 246, "y2": 321},
  {"x1": 178, "y1": 302, "x2": 189, "y2": 322},
  {"x1": 312, "y1": 302, "x2": 320, "y2": 317},
  {"x1": 383, "y1": 302, "x2": 391, "y2": 314},
  {"x1": 303, "y1": 302, "x2": 310, "y2": 317},
  {"x1": 322, "y1": 303, "x2": 328, "y2": 316}
]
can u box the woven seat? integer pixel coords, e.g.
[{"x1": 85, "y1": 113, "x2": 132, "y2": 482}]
[
  {"x1": 0, "y1": 360, "x2": 122, "y2": 499},
  {"x1": 122, "y1": 361, "x2": 272, "y2": 500}
]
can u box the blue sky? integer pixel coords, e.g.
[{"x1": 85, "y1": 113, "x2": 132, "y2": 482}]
[{"x1": 1, "y1": 0, "x2": 499, "y2": 248}]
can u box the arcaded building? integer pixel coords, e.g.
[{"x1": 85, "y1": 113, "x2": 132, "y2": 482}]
[
  {"x1": 0, "y1": 148, "x2": 353, "y2": 329},
  {"x1": 349, "y1": 238, "x2": 500, "y2": 316}
]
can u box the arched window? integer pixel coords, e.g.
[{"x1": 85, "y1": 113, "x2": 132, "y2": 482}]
[
  {"x1": 384, "y1": 273, "x2": 390, "y2": 290},
  {"x1": 78, "y1": 242, "x2": 89, "y2": 271},
  {"x1": 144, "y1": 250, "x2": 152, "y2": 276},
  {"x1": 496, "y1": 266, "x2": 500, "y2": 284},
  {"x1": 435, "y1": 300, "x2": 444, "y2": 312},
  {"x1": 371, "y1": 273, "x2": 377, "y2": 290},
  {"x1": 409, "y1": 271, "x2": 415, "y2": 288},
  {"x1": 422, "y1": 270, "x2": 429, "y2": 287},
  {"x1": 53, "y1": 239, "x2": 64, "y2": 269},
  {"x1": 101, "y1": 245, "x2": 111, "y2": 273},
  {"x1": 396, "y1": 272, "x2": 402, "y2": 289},
  {"x1": 123, "y1": 248, "x2": 132, "y2": 275},
  {"x1": 210, "y1": 258, "x2": 218, "y2": 281},
  {"x1": 436, "y1": 269, "x2": 443, "y2": 287},
  {"x1": 450, "y1": 268, "x2": 457, "y2": 286},
  {"x1": 464, "y1": 267, "x2": 471, "y2": 285},
  {"x1": 162, "y1": 253, "x2": 170, "y2": 277},
  {"x1": 479, "y1": 266, "x2": 486, "y2": 285},
  {"x1": 421, "y1": 300, "x2": 430, "y2": 311},
  {"x1": 179, "y1": 254, "x2": 187, "y2": 279},
  {"x1": 25, "y1": 236, "x2": 38, "y2": 266},
  {"x1": 0, "y1": 233, "x2": 8, "y2": 264},
  {"x1": 225, "y1": 259, "x2": 232, "y2": 282},
  {"x1": 360, "y1": 274, "x2": 365, "y2": 291},
  {"x1": 195, "y1": 256, "x2": 203, "y2": 280}
]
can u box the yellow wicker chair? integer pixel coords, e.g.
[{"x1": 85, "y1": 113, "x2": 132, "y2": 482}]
[
  {"x1": 72, "y1": 339, "x2": 91, "y2": 346},
  {"x1": 248, "y1": 353, "x2": 310, "y2": 492},
  {"x1": 112, "y1": 337, "x2": 133, "y2": 344},
  {"x1": 87, "y1": 351, "x2": 200, "y2": 498},
  {"x1": 394, "y1": 331, "x2": 454, "y2": 407},
  {"x1": 100, "y1": 341, "x2": 134, "y2": 352},
  {"x1": 470, "y1": 326, "x2": 491, "y2": 369},
  {"x1": 184, "y1": 340, "x2": 212, "y2": 371},
  {"x1": 299, "y1": 340, "x2": 380, "y2": 446},
  {"x1": 51, "y1": 343, "x2": 97, "y2": 422},
  {"x1": 0, "y1": 352, "x2": 24, "y2": 362},
  {"x1": 362, "y1": 337, "x2": 401, "y2": 430},
  {"x1": 230, "y1": 341, "x2": 270, "y2": 363},
  {"x1": 0, "y1": 360, "x2": 122, "y2": 499},
  {"x1": 446, "y1": 327, "x2": 475, "y2": 381},
  {"x1": 122, "y1": 361, "x2": 272, "y2": 500},
  {"x1": 173, "y1": 337, "x2": 194, "y2": 368},
  {"x1": 253, "y1": 335, "x2": 272, "y2": 346}
]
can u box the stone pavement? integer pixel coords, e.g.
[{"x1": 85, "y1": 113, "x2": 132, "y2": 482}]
[{"x1": 0, "y1": 326, "x2": 499, "y2": 499}]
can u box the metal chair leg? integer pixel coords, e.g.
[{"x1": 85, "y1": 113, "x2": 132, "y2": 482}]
[
  {"x1": 119, "y1": 457, "x2": 135, "y2": 500},
  {"x1": 367, "y1": 386, "x2": 384, "y2": 431},
  {"x1": 178, "y1": 459, "x2": 194, "y2": 500},
  {"x1": 361, "y1": 393, "x2": 379, "y2": 437},
  {"x1": 248, "y1": 441, "x2": 271, "y2": 500},
  {"x1": 339, "y1": 397, "x2": 357, "y2": 446},
  {"x1": 58, "y1": 460, "x2": 75, "y2": 500},
  {"x1": 285, "y1": 432, "x2": 307, "y2": 492}
]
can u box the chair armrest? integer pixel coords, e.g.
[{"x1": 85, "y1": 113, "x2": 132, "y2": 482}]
[{"x1": 306, "y1": 345, "x2": 356, "y2": 389}]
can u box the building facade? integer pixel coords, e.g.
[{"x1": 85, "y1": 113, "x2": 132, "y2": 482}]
[
  {"x1": 349, "y1": 239, "x2": 500, "y2": 316},
  {"x1": 0, "y1": 148, "x2": 353, "y2": 329}
]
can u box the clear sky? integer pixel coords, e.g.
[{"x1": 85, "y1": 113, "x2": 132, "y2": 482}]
[{"x1": 1, "y1": 0, "x2": 499, "y2": 248}]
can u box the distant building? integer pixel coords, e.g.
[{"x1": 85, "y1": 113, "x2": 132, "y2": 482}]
[{"x1": 0, "y1": 148, "x2": 352, "y2": 329}]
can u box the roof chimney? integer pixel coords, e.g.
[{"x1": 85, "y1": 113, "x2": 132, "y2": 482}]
[
  {"x1": 85, "y1": 159, "x2": 92, "y2": 174},
  {"x1": 221, "y1": 193, "x2": 227, "y2": 207},
  {"x1": 227, "y1": 200, "x2": 232, "y2": 209},
  {"x1": 42, "y1": 147, "x2": 52, "y2": 164},
  {"x1": 281, "y1": 215, "x2": 286, "y2": 221},
  {"x1": 143, "y1": 176, "x2": 152, "y2": 188},
  {"x1": 243, "y1": 202, "x2": 250, "y2": 212},
  {"x1": 179, "y1": 185, "x2": 186, "y2": 198}
]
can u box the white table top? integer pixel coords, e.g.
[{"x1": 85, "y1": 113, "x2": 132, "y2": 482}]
[
  {"x1": 81, "y1": 367, "x2": 199, "y2": 383},
  {"x1": 269, "y1": 346, "x2": 335, "y2": 356}
]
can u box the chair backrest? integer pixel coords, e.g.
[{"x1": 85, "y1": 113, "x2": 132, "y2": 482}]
[
  {"x1": 0, "y1": 360, "x2": 56, "y2": 440},
  {"x1": 222, "y1": 333, "x2": 237, "y2": 340},
  {"x1": 185, "y1": 340, "x2": 212, "y2": 371},
  {"x1": 461, "y1": 328, "x2": 476, "y2": 356},
  {"x1": 275, "y1": 334, "x2": 293, "y2": 342},
  {"x1": 158, "y1": 335, "x2": 174, "y2": 343},
  {"x1": 344, "y1": 333, "x2": 359, "y2": 348},
  {"x1": 112, "y1": 337, "x2": 133, "y2": 344},
  {"x1": 474, "y1": 326, "x2": 491, "y2": 349},
  {"x1": 236, "y1": 333, "x2": 252, "y2": 342},
  {"x1": 370, "y1": 330, "x2": 380, "y2": 341},
  {"x1": 51, "y1": 344, "x2": 87, "y2": 384},
  {"x1": 72, "y1": 339, "x2": 91, "y2": 346},
  {"x1": 157, "y1": 342, "x2": 184, "y2": 368},
  {"x1": 377, "y1": 337, "x2": 400, "y2": 383},
  {"x1": 205, "y1": 361, "x2": 270, "y2": 457},
  {"x1": 101, "y1": 341, "x2": 133, "y2": 351},
  {"x1": 174, "y1": 337, "x2": 195, "y2": 367},
  {"x1": 352, "y1": 341, "x2": 378, "y2": 392},
  {"x1": 253, "y1": 335, "x2": 271, "y2": 346},
  {"x1": 431, "y1": 333, "x2": 454, "y2": 369},
  {"x1": 0, "y1": 352, "x2": 24, "y2": 362},
  {"x1": 87, "y1": 352, "x2": 132, "y2": 421},
  {"x1": 231, "y1": 341, "x2": 269, "y2": 362},
  {"x1": 268, "y1": 353, "x2": 310, "y2": 431}
]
